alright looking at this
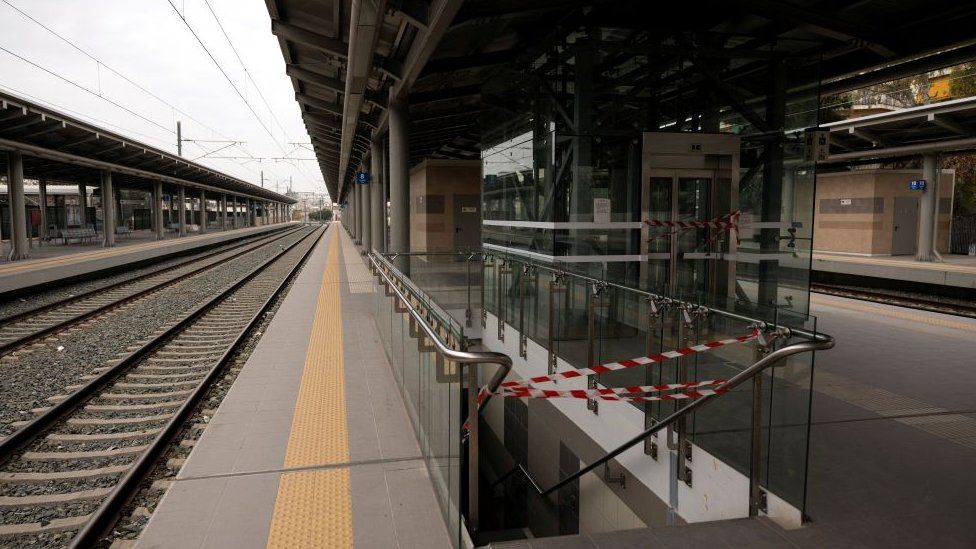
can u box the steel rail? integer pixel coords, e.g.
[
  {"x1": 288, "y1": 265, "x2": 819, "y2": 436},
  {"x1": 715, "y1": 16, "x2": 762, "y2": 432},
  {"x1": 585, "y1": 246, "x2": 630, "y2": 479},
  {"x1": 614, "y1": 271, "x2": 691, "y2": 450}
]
[
  {"x1": 0, "y1": 226, "x2": 321, "y2": 464},
  {"x1": 69, "y1": 224, "x2": 327, "y2": 548},
  {"x1": 0, "y1": 226, "x2": 303, "y2": 356}
]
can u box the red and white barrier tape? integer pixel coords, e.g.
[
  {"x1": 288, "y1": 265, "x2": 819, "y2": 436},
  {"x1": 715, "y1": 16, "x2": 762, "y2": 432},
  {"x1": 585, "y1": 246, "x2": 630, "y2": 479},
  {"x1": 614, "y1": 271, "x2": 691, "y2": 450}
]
[
  {"x1": 499, "y1": 329, "x2": 758, "y2": 389},
  {"x1": 498, "y1": 378, "x2": 727, "y2": 399},
  {"x1": 646, "y1": 210, "x2": 741, "y2": 244},
  {"x1": 573, "y1": 387, "x2": 728, "y2": 402},
  {"x1": 462, "y1": 329, "x2": 756, "y2": 435}
]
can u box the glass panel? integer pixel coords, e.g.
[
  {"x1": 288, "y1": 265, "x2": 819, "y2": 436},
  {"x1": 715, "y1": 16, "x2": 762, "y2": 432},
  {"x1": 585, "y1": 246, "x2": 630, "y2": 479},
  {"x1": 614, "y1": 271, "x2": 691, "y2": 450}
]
[
  {"x1": 677, "y1": 177, "x2": 710, "y2": 295},
  {"x1": 644, "y1": 175, "x2": 673, "y2": 294},
  {"x1": 371, "y1": 259, "x2": 465, "y2": 546}
]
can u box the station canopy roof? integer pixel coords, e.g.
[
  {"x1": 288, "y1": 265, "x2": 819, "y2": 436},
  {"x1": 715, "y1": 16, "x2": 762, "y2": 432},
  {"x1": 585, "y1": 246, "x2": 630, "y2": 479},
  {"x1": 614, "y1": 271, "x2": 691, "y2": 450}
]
[
  {"x1": 265, "y1": 0, "x2": 976, "y2": 202},
  {"x1": 0, "y1": 90, "x2": 296, "y2": 204},
  {"x1": 818, "y1": 95, "x2": 976, "y2": 163}
]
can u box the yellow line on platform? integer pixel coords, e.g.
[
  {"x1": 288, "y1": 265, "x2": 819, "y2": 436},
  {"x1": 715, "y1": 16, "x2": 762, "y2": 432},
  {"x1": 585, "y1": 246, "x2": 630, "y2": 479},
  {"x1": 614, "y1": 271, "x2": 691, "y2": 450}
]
[
  {"x1": 811, "y1": 293, "x2": 976, "y2": 332},
  {"x1": 0, "y1": 228, "x2": 257, "y2": 275},
  {"x1": 267, "y1": 228, "x2": 353, "y2": 549}
]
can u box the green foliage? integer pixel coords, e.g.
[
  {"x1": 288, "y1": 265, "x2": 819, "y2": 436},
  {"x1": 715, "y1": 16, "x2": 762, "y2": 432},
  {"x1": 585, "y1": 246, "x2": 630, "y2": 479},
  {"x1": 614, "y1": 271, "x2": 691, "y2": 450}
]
[
  {"x1": 945, "y1": 155, "x2": 976, "y2": 216},
  {"x1": 308, "y1": 209, "x2": 333, "y2": 222},
  {"x1": 949, "y1": 64, "x2": 976, "y2": 99}
]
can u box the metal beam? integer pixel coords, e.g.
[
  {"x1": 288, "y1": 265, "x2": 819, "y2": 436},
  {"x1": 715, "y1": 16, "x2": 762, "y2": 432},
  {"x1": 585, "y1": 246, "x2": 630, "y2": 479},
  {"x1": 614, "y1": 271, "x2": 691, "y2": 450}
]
[
  {"x1": 733, "y1": 0, "x2": 896, "y2": 58},
  {"x1": 337, "y1": 0, "x2": 388, "y2": 201},
  {"x1": 285, "y1": 64, "x2": 346, "y2": 93},
  {"x1": 270, "y1": 20, "x2": 347, "y2": 59},
  {"x1": 296, "y1": 93, "x2": 343, "y2": 116},
  {"x1": 848, "y1": 127, "x2": 889, "y2": 147},
  {"x1": 928, "y1": 113, "x2": 974, "y2": 136}
]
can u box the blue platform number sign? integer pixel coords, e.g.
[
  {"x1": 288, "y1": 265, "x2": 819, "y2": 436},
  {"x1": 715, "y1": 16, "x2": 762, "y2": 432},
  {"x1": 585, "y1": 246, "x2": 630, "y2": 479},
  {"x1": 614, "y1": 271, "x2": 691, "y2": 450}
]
[
  {"x1": 909, "y1": 179, "x2": 927, "y2": 191},
  {"x1": 356, "y1": 171, "x2": 370, "y2": 184}
]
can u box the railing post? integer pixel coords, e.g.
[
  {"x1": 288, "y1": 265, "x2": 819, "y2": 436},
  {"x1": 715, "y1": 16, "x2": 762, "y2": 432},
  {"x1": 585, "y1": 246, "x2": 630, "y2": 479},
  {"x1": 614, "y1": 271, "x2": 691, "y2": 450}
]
[
  {"x1": 481, "y1": 254, "x2": 491, "y2": 329},
  {"x1": 644, "y1": 297, "x2": 665, "y2": 460},
  {"x1": 466, "y1": 256, "x2": 473, "y2": 328},
  {"x1": 750, "y1": 338, "x2": 771, "y2": 516},
  {"x1": 518, "y1": 264, "x2": 530, "y2": 358},
  {"x1": 675, "y1": 303, "x2": 705, "y2": 486},
  {"x1": 467, "y1": 362, "x2": 480, "y2": 532},
  {"x1": 586, "y1": 282, "x2": 605, "y2": 415},
  {"x1": 547, "y1": 273, "x2": 563, "y2": 376},
  {"x1": 497, "y1": 259, "x2": 508, "y2": 342}
]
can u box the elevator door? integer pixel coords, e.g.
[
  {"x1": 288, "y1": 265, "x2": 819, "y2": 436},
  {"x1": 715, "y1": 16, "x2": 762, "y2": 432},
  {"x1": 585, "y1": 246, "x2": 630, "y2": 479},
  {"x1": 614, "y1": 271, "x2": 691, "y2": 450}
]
[{"x1": 644, "y1": 169, "x2": 716, "y2": 297}]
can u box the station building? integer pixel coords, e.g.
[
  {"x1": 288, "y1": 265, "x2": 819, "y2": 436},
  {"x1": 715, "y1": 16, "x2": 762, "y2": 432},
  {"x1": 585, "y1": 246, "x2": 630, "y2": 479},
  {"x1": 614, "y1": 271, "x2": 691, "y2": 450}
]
[{"x1": 258, "y1": 0, "x2": 976, "y2": 544}]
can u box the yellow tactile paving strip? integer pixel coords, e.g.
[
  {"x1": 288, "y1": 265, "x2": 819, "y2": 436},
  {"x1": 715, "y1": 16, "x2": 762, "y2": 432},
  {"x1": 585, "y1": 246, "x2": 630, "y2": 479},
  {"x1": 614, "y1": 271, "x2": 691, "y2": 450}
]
[{"x1": 267, "y1": 228, "x2": 353, "y2": 548}]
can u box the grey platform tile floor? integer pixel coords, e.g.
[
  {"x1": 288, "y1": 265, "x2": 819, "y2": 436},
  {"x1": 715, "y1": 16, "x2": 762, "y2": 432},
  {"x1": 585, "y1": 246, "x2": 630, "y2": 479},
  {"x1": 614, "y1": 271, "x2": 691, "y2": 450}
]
[
  {"x1": 137, "y1": 226, "x2": 451, "y2": 549},
  {"x1": 338, "y1": 234, "x2": 452, "y2": 548}
]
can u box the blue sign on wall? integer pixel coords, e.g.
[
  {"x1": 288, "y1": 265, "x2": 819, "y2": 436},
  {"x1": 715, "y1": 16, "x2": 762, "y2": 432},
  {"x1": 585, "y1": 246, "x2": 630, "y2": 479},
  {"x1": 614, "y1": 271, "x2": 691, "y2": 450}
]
[
  {"x1": 909, "y1": 179, "x2": 927, "y2": 191},
  {"x1": 355, "y1": 171, "x2": 370, "y2": 184}
]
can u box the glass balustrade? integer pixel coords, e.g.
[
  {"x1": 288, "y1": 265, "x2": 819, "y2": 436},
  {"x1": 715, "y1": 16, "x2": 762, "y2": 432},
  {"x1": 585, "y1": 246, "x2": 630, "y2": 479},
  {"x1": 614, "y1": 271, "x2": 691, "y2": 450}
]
[{"x1": 370, "y1": 248, "x2": 824, "y2": 544}]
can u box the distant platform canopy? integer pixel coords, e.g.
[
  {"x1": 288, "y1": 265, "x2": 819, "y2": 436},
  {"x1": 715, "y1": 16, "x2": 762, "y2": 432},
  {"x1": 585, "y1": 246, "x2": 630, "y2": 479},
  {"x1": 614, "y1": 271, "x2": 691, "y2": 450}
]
[{"x1": 0, "y1": 90, "x2": 296, "y2": 204}]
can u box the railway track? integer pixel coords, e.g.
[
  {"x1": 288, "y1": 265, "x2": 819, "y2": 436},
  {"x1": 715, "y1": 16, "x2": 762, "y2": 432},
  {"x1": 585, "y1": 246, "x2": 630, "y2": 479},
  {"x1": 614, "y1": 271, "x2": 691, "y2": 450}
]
[
  {"x1": 811, "y1": 283, "x2": 976, "y2": 319},
  {"x1": 0, "y1": 224, "x2": 326, "y2": 548},
  {"x1": 0, "y1": 226, "x2": 302, "y2": 356}
]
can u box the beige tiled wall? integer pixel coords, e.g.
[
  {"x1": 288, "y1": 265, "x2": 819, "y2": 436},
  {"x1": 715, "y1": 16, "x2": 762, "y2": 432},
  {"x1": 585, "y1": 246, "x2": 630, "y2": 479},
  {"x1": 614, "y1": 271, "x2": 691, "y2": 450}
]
[{"x1": 814, "y1": 169, "x2": 954, "y2": 255}]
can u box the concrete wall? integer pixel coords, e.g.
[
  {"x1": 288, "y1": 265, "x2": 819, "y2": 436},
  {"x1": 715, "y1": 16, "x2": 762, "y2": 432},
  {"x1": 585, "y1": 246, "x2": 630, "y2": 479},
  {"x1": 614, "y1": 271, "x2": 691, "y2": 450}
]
[
  {"x1": 409, "y1": 159, "x2": 481, "y2": 252},
  {"x1": 814, "y1": 169, "x2": 954, "y2": 256}
]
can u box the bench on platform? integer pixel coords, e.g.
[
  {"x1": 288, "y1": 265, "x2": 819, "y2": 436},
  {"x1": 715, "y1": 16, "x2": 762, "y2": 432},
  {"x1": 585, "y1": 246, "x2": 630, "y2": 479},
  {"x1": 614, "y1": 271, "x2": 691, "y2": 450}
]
[{"x1": 60, "y1": 227, "x2": 97, "y2": 245}]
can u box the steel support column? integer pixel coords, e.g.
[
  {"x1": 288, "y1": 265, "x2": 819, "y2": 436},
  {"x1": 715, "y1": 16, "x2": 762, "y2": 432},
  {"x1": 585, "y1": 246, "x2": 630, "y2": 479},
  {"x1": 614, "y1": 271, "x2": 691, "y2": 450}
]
[
  {"x1": 389, "y1": 96, "x2": 410, "y2": 269},
  {"x1": 78, "y1": 183, "x2": 87, "y2": 229},
  {"x1": 101, "y1": 170, "x2": 116, "y2": 247},
  {"x1": 757, "y1": 59, "x2": 786, "y2": 309},
  {"x1": 370, "y1": 138, "x2": 384, "y2": 252},
  {"x1": 6, "y1": 151, "x2": 29, "y2": 260},
  {"x1": 38, "y1": 178, "x2": 49, "y2": 245},
  {"x1": 362, "y1": 172, "x2": 371, "y2": 250},
  {"x1": 199, "y1": 189, "x2": 208, "y2": 234},
  {"x1": 177, "y1": 186, "x2": 187, "y2": 237},
  {"x1": 221, "y1": 194, "x2": 228, "y2": 230},
  {"x1": 917, "y1": 153, "x2": 939, "y2": 261},
  {"x1": 154, "y1": 181, "x2": 164, "y2": 240}
]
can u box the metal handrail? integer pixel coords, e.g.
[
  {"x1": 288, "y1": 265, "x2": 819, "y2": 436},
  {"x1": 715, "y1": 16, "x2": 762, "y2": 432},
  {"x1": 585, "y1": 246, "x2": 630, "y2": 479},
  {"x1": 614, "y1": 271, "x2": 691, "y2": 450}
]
[
  {"x1": 536, "y1": 333, "x2": 834, "y2": 497},
  {"x1": 390, "y1": 248, "x2": 828, "y2": 344},
  {"x1": 370, "y1": 252, "x2": 512, "y2": 399},
  {"x1": 368, "y1": 246, "x2": 835, "y2": 526},
  {"x1": 369, "y1": 251, "x2": 513, "y2": 532}
]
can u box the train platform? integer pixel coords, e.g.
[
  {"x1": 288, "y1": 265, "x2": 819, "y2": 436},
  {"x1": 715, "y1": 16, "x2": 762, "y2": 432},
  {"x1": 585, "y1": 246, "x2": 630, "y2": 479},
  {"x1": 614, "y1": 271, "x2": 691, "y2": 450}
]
[
  {"x1": 0, "y1": 224, "x2": 294, "y2": 298},
  {"x1": 136, "y1": 225, "x2": 450, "y2": 548},
  {"x1": 812, "y1": 252, "x2": 976, "y2": 289}
]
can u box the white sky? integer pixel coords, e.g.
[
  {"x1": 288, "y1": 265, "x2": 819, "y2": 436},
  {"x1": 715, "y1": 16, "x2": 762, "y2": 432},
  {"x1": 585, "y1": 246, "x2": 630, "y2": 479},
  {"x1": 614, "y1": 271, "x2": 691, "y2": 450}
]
[{"x1": 0, "y1": 0, "x2": 326, "y2": 199}]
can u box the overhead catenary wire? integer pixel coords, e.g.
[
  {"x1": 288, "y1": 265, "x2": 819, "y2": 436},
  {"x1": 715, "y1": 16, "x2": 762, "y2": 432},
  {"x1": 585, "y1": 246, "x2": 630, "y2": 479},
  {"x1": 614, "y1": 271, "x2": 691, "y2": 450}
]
[
  {"x1": 1, "y1": 0, "x2": 223, "y2": 141},
  {"x1": 0, "y1": 0, "x2": 280, "y2": 184},
  {"x1": 0, "y1": 44, "x2": 175, "y2": 135},
  {"x1": 165, "y1": 0, "x2": 288, "y2": 155},
  {"x1": 201, "y1": 0, "x2": 291, "y2": 145}
]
